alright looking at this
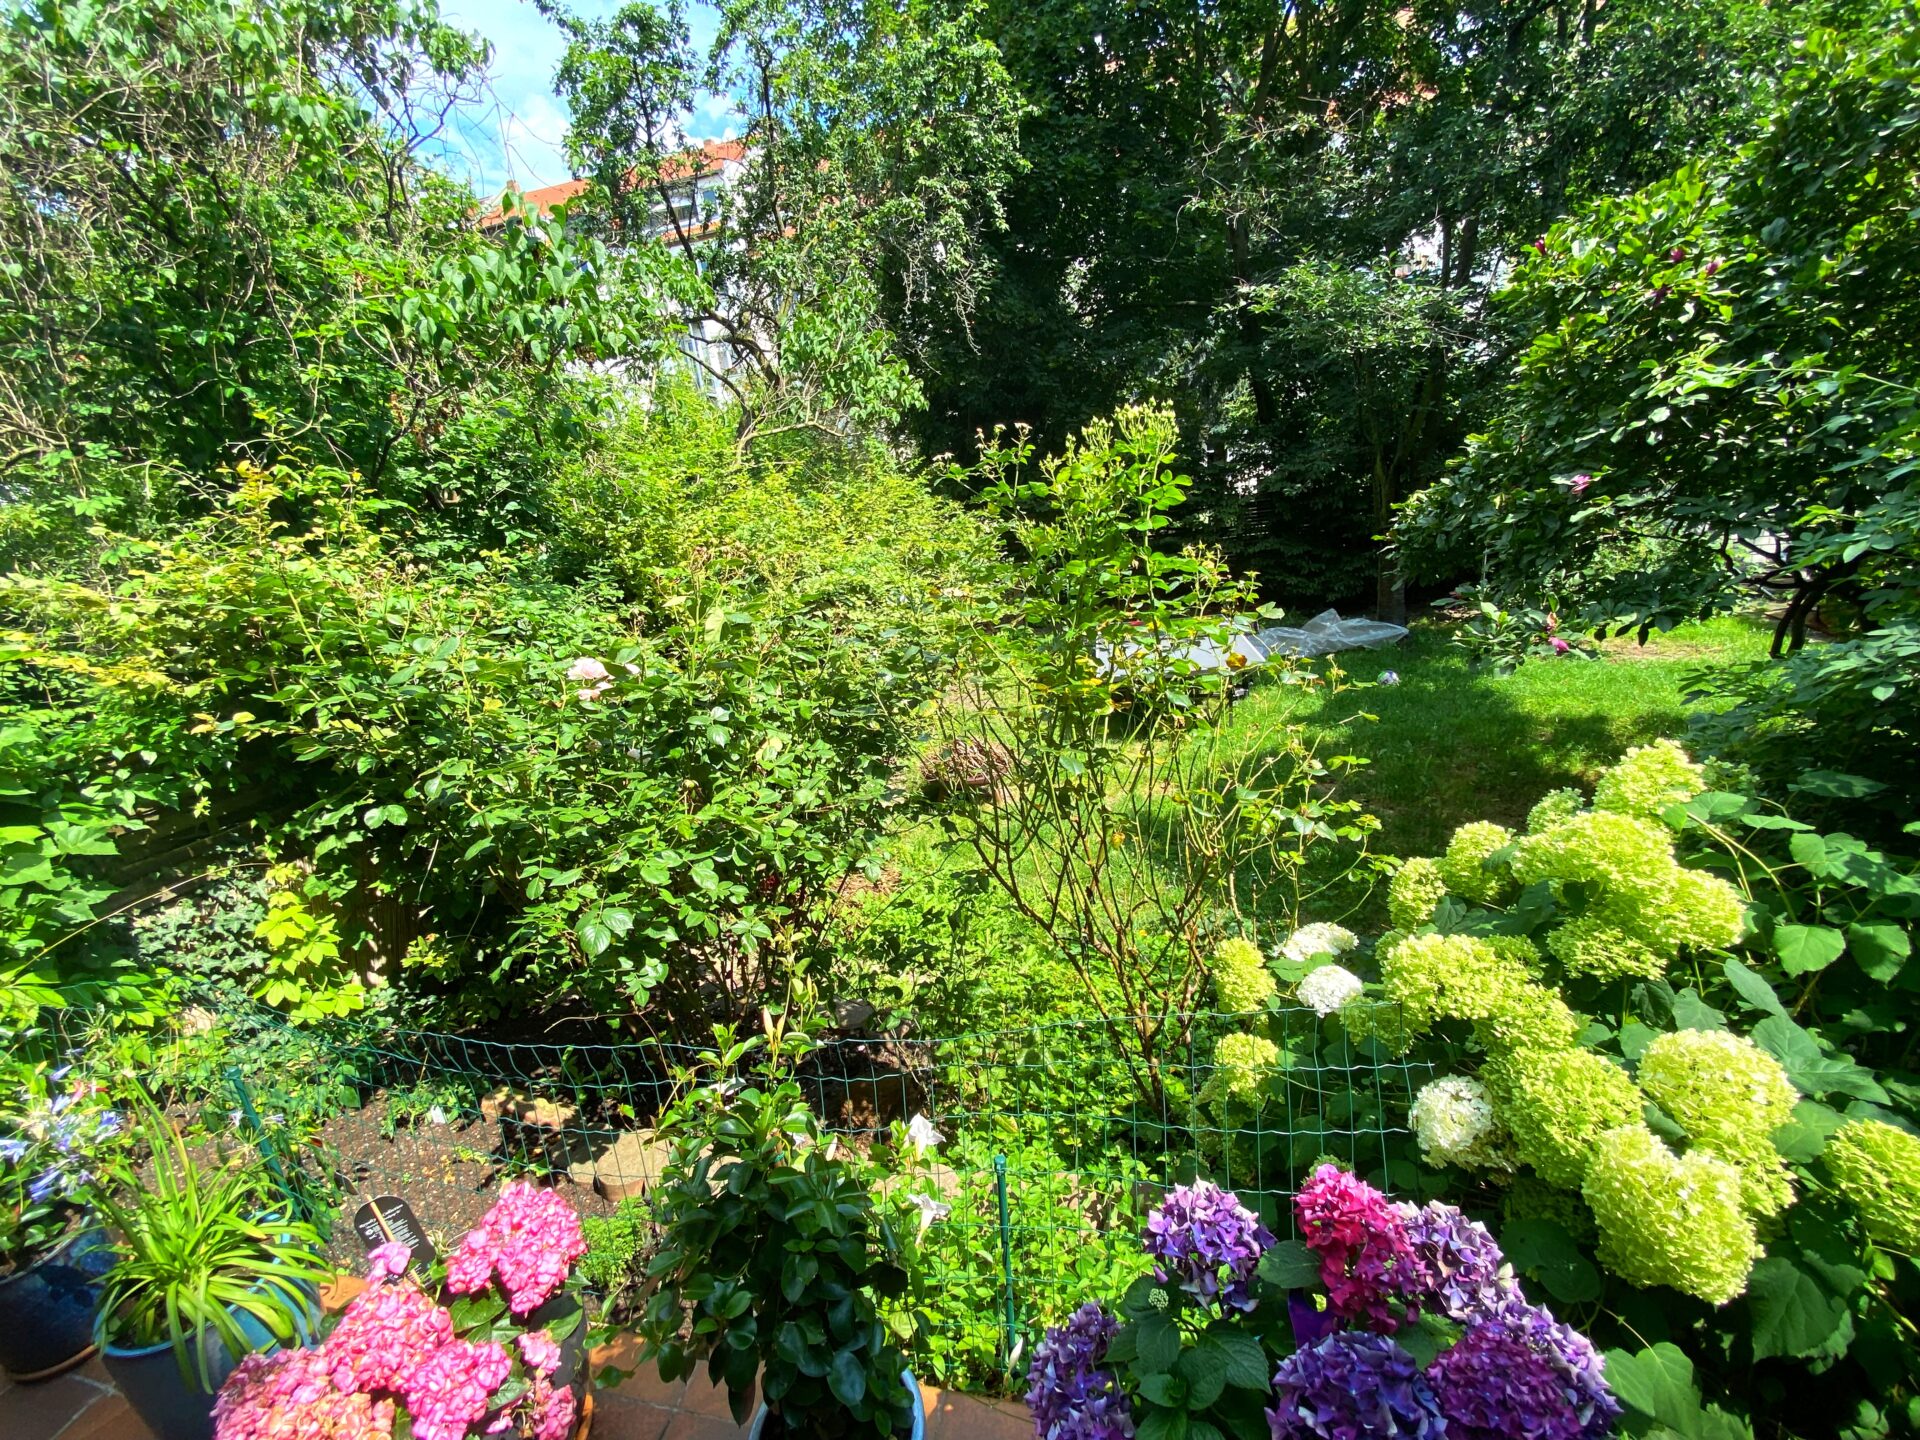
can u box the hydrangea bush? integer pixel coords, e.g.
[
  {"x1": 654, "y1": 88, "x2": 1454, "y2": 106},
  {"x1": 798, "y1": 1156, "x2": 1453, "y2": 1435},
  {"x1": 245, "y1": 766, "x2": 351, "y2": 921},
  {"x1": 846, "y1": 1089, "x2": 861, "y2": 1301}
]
[
  {"x1": 1296, "y1": 740, "x2": 1920, "y2": 1437},
  {"x1": 1027, "y1": 1169, "x2": 1618, "y2": 1440},
  {"x1": 212, "y1": 1183, "x2": 587, "y2": 1440}
]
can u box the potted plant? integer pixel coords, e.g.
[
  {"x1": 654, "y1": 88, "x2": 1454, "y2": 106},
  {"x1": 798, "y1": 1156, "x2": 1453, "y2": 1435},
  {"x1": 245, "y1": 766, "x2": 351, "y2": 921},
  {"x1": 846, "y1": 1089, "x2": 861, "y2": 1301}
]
[
  {"x1": 631, "y1": 1018, "x2": 923, "y2": 1439},
  {"x1": 91, "y1": 1098, "x2": 329, "y2": 1440},
  {"x1": 0, "y1": 1060, "x2": 121, "y2": 1381},
  {"x1": 210, "y1": 1179, "x2": 593, "y2": 1440}
]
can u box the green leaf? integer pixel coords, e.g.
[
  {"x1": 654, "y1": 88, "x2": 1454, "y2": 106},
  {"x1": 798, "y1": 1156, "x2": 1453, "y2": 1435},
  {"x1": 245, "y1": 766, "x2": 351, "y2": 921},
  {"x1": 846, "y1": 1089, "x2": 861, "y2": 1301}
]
[
  {"x1": 1846, "y1": 922, "x2": 1909, "y2": 982},
  {"x1": 1256, "y1": 1238, "x2": 1321, "y2": 1289},
  {"x1": 1395, "y1": 1313, "x2": 1459, "y2": 1369},
  {"x1": 1604, "y1": 1344, "x2": 1701, "y2": 1431},
  {"x1": 1177, "y1": 1341, "x2": 1228, "y2": 1410},
  {"x1": 1772, "y1": 924, "x2": 1846, "y2": 975},
  {"x1": 1134, "y1": 1314, "x2": 1181, "y2": 1376},
  {"x1": 1501, "y1": 1218, "x2": 1602, "y2": 1304},
  {"x1": 1750, "y1": 1016, "x2": 1889, "y2": 1101},
  {"x1": 1208, "y1": 1329, "x2": 1270, "y2": 1391},
  {"x1": 1747, "y1": 1256, "x2": 1853, "y2": 1361},
  {"x1": 1670, "y1": 989, "x2": 1727, "y2": 1031},
  {"x1": 1136, "y1": 1409, "x2": 1190, "y2": 1440},
  {"x1": 826, "y1": 1347, "x2": 867, "y2": 1408},
  {"x1": 1721, "y1": 958, "x2": 1787, "y2": 1017}
]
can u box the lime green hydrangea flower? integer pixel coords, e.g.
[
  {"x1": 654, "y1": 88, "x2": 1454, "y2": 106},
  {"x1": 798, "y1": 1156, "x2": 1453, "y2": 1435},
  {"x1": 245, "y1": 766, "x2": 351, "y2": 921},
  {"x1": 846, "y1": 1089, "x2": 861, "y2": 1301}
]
[
  {"x1": 1483, "y1": 933, "x2": 1543, "y2": 970},
  {"x1": 1593, "y1": 739, "x2": 1706, "y2": 823},
  {"x1": 1437, "y1": 821, "x2": 1517, "y2": 906},
  {"x1": 1388, "y1": 856, "x2": 1448, "y2": 931},
  {"x1": 1203, "y1": 1031, "x2": 1279, "y2": 1109},
  {"x1": 1512, "y1": 810, "x2": 1678, "y2": 897},
  {"x1": 1655, "y1": 869, "x2": 1748, "y2": 951},
  {"x1": 1637, "y1": 1029, "x2": 1797, "y2": 1216},
  {"x1": 1546, "y1": 914, "x2": 1669, "y2": 982},
  {"x1": 1526, "y1": 787, "x2": 1586, "y2": 834},
  {"x1": 1484, "y1": 1046, "x2": 1644, "y2": 1187},
  {"x1": 1584, "y1": 1125, "x2": 1760, "y2": 1304},
  {"x1": 1379, "y1": 933, "x2": 1524, "y2": 1033},
  {"x1": 1212, "y1": 937, "x2": 1275, "y2": 1014},
  {"x1": 1826, "y1": 1119, "x2": 1920, "y2": 1252},
  {"x1": 1471, "y1": 981, "x2": 1584, "y2": 1056}
]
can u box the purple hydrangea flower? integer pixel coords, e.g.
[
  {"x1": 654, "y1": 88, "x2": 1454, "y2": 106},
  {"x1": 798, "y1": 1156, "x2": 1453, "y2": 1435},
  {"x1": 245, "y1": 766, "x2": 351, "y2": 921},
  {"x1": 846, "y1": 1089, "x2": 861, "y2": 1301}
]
[
  {"x1": 1481, "y1": 1301, "x2": 1622, "y2": 1440},
  {"x1": 1268, "y1": 1332, "x2": 1445, "y2": 1440},
  {"x1": 1144, "y1": 1181, "x2": 1274, "y2": 1313},
  {"x1": 1397, "y1": 1201, "x2": 1520, "y2": 1323},
  {"x1": 1428, "y1": 1324, "x2": 1585, "y2": 1440},
  {"x1": 1025, "y1": 1303, "x2": 1133, "y2": 1440}
]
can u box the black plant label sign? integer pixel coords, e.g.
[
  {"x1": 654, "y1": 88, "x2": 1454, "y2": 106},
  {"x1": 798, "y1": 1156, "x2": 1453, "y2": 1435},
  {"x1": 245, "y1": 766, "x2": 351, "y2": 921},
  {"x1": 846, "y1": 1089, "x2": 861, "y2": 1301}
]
[{"x1": 353, "y1": 1195, "x2": 437, "y2": 1276}]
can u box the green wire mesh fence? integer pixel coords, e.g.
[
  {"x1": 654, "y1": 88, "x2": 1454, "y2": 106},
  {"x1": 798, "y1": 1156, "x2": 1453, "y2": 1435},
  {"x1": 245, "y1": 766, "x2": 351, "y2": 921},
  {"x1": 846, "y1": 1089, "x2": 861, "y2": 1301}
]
[{"x1": 191, "y1": 1000, "x2": 1427, "y2": 1391}]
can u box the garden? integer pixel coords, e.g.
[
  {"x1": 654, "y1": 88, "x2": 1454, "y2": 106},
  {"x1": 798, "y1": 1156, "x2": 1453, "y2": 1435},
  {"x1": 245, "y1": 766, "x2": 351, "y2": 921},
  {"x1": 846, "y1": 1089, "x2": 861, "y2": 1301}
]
[{"x1": 2, "y1": 1, "x2": 1918, "y2": 1439}]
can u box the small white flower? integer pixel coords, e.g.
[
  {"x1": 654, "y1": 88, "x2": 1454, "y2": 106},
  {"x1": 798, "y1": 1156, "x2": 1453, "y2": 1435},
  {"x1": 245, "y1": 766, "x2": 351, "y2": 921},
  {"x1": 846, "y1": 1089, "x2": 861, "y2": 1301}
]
[
  {"x1": 905, "y1": 1113, "x2": 945, "y2": 1151},
  {"x1": 1294, "y1": 963, "x2": 1365, "y2": 1017},
  {"x1": 1278, "y1": 922, "x2": 1358, "y2": 966},
  {"x1": 426, "y1": 1106, "x2": 449, "y2": 1126},
  {"x1": 1410, "y1": 1076, "x2": 1514, "y2": 1171},
  {"x1": 1148, "y1": 1287, "x2": 1170, "y2": 1311},
  {"x1": 907, "y1": 1192, "x2": 951, "y2": 1237},
  {"x1": 566, "y1": 657, "x2": 610, "y2": 683}
]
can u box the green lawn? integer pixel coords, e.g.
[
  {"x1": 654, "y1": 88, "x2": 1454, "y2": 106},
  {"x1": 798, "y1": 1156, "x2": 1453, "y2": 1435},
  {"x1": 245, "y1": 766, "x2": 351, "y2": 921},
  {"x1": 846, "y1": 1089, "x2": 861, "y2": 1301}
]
[{"x1": 1234, "y1": 614, "x2": 1775, "y2": 863}]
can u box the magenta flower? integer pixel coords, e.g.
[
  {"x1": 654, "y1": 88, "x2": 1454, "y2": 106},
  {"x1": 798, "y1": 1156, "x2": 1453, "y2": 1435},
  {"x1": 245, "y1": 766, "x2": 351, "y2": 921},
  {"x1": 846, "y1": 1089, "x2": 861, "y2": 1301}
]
[
  {"x1": 1294, "y1": 1165, "x2": 1429, "y2": 1332},
  {"x1": 1551, "y1": 637, "x2": 1571, "y2": 654},
  {"x1": 444, "y1": 1181, "x2": 587, "y2": 1316},
  {"x1": 517, "y1": 1330, "x2": 563, "y2": 1377},
  {"x1": 1568, "y1": 474, "x2": 1593, "y2": 496},
  {"x1": 367, "y1": 1242, "x2": 413, "y2": 1282}
]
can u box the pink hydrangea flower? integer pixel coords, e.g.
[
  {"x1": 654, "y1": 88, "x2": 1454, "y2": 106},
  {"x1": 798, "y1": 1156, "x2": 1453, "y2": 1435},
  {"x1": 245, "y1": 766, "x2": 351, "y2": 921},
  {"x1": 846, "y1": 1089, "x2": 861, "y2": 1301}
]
[
  {"x1": 518, "y1": 1330, "x2": 563, "y2": 1376},
  {"x1": 443, "y1": 1181, "x2": 587, "y2": 1316},
  {"x1": 536, "y1": 1383, "x2": 578, "y2": 1440},
  {"x1": 214, "y1": 1349, "x2": 396, "y2": 1440},
  {"x1": 402, "y1": 1338, "x2": 512, "y2": 1440},
  {"x1": 321, "y1": 1280, "x2": 455, "y2": 1395},
  {"x1": 1294, "y1": 1164, "x2": 1431, "y2": 1331},
  {"x1": 367, "y1": 1242, "x2": 413, "y2": 1282}
]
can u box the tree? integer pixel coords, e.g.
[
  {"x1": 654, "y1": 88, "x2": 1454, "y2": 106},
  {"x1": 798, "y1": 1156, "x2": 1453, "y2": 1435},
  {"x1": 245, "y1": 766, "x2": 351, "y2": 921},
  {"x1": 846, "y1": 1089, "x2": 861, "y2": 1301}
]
[
  {"x1": 1397, "y1": 6, "x2": 1920, "y2": 808},
  {"x1": 545, "y1": 0, "x2": 1024, "y2": 436}
]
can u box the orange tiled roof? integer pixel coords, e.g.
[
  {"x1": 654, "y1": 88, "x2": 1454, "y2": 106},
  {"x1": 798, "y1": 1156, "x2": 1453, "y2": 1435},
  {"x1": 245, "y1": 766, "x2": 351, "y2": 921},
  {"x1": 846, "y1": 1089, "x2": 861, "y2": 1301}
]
[{"x1": 478, "y1": 139, "x2": 746, "y2": 228}]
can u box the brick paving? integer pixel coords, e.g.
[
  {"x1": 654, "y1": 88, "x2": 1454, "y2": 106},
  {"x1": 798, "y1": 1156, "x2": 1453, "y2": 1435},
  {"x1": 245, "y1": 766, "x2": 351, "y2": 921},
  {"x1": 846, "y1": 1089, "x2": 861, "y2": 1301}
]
[{"x1": 0, "y1": 1318, "x2": 1031, "y2": 1440}]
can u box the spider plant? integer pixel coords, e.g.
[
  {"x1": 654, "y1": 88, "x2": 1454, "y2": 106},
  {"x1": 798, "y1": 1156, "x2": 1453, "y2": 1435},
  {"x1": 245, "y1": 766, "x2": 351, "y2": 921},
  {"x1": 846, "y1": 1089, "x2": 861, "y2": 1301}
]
[{"x1": 89, "y1": 1095, "x2": 329, "y2": 1391}]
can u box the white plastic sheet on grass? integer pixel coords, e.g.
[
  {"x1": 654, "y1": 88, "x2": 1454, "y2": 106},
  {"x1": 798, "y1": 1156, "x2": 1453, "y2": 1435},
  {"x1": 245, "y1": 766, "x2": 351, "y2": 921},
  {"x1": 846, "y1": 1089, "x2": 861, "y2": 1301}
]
[{"x1": 1095, "y1": 609, "x2": 1408, "y2": 678}]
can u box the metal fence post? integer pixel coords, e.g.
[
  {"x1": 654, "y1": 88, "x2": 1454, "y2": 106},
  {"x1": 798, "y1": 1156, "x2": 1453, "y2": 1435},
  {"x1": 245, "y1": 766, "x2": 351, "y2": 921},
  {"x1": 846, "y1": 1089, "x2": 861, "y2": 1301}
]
[{"x1": 994, "y1": 1152, "x2": 1017, "y2": 1377}]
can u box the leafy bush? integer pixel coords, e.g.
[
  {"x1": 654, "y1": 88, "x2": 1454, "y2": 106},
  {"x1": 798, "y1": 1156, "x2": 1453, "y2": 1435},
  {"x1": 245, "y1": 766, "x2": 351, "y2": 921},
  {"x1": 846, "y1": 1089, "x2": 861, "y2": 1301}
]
[{"x1": 1338, "y1": 742, "x2": 1919, "y2": 1437}]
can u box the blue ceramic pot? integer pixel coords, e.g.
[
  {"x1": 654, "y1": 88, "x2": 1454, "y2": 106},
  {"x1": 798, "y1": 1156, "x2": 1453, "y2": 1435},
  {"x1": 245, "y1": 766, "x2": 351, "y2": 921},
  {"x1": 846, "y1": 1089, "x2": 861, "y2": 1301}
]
[
  {"x1": 102, "y1": 1282, "x2": 320, "y2": 1440},
  {"x1": 745, "y1": 1370, "x2": 926, "y2": 1440},
  {"x1": 0, "y1": 1225, "x2": 113, "y2": 1380}
]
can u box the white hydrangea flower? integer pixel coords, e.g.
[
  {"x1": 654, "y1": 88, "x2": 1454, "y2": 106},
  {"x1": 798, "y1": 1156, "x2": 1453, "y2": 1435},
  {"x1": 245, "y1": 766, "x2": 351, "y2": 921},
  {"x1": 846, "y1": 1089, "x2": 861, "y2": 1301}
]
[
  {"x1": 1294, "y1": 963, "x2": 1365, "y2": 1016},
  {"x1": 1410, "y1": 1076, "x2": 1513, "y2": 1171},
  {"x1": 1278, "y1": 922, "x2": 1359, "y2": 966}
]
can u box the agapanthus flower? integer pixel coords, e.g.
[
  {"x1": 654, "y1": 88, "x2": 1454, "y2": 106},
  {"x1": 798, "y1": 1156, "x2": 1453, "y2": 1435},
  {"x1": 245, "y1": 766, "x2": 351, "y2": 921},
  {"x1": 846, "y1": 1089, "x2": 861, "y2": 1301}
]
[
  {"x1": 1296, "y1": 965, "x2": 1365, "y2": 1018},
  {"x1": 444, "y1": 1181, "x2": 586, "y2": 1316},
  {"x1": 1144, "y1": 1181, "x2": 1274, "y2": 1312},
  {"x1": 1410, "y1": 1077, "x2": 1513, "y2": 1173},
  {"x1": 1268, "y1": 1333, "x2": 1444, "y2": 1440},
  {"x1": 1024, "y1": 1302, "x2": 1132, "y2": 1440},
  {"x1": 1398, "y1": 1202, "x2": 1518, "y2": 1323},
  {"x1": 1213, "y1": 937, "x2": 1277, "y2": 1013},
  {"x1": 1427, "y1": 1323, "x2": 1584, "y2": 1440},
  {"x1": 1278, "y1": 923, "x2": 1359, "y2": 966},
  {"x1": 1294, "y1": 1165, "x2": 1428, "y2": 1331},
  {"x1": 1825, "y1": 1119, "x2": 1920, "y2": 1252},
  {"x1": 1437, "y1": 822, "x2": 1516, "y2": 906}
]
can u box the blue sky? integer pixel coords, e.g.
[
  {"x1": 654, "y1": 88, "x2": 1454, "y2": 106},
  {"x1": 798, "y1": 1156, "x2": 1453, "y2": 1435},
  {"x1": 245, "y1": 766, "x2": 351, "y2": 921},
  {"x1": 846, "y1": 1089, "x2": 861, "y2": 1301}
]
[{"x1": 434, "y1": 0, "x2": 734, "y2": 197}]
